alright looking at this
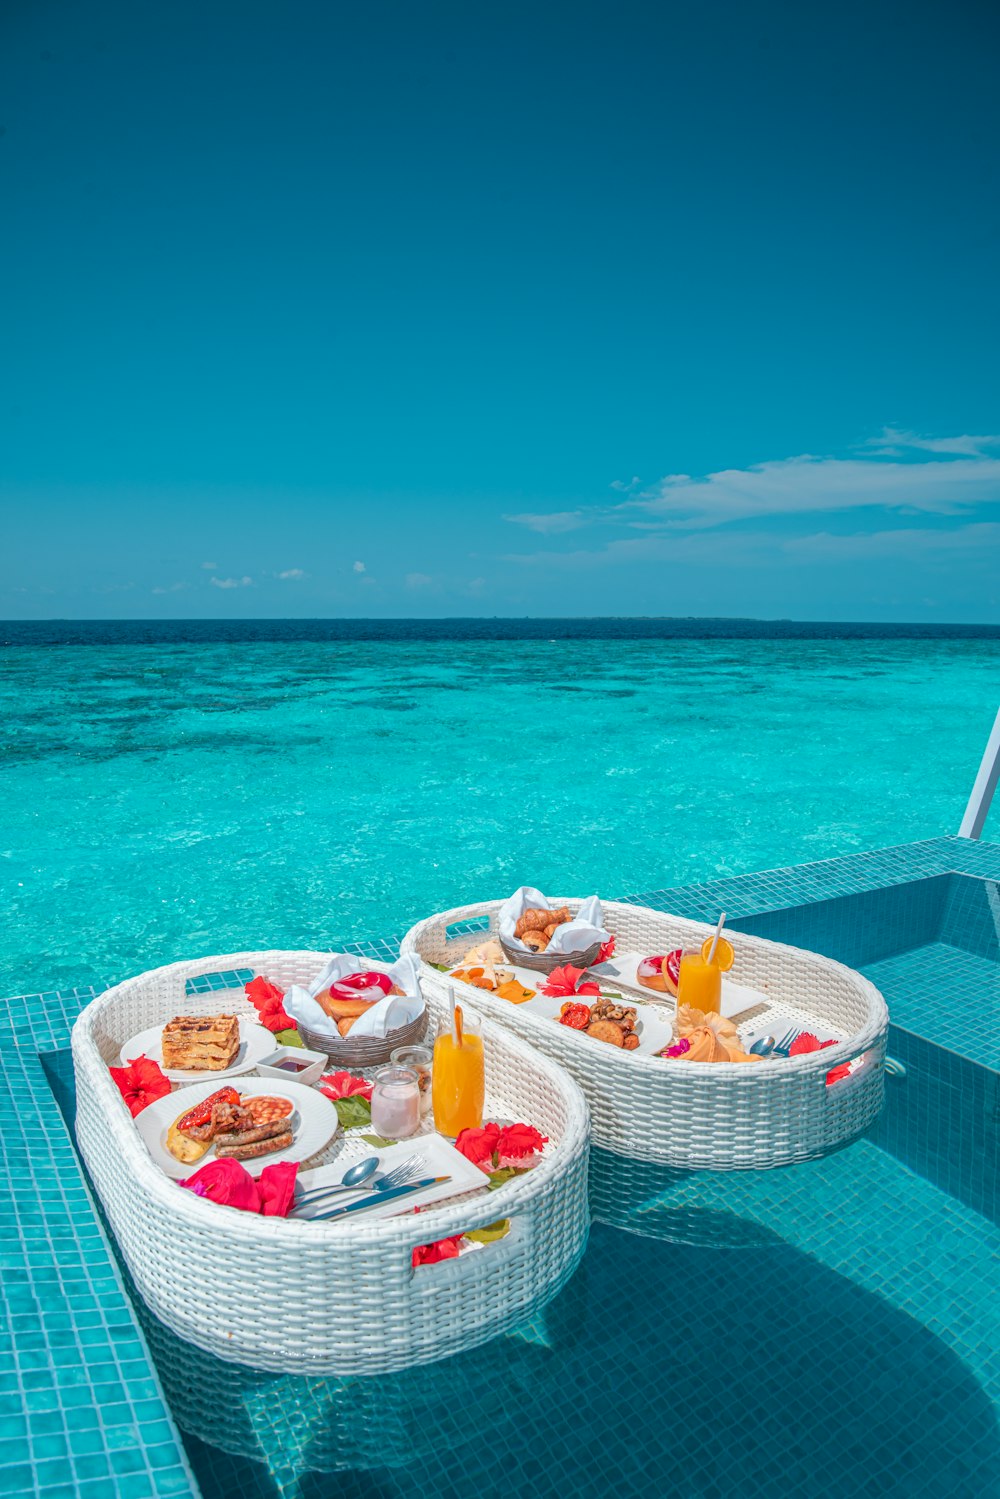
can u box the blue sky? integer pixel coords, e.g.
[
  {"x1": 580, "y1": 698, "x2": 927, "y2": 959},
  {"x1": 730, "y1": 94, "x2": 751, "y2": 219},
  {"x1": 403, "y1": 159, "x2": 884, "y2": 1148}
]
[{"x1": 2, "y1": 0, "x2": 998, "y2": 621}]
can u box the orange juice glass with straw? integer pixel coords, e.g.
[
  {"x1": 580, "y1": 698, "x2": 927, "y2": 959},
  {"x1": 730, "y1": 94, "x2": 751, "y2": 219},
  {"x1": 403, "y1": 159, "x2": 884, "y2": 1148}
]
[
  {"x1": 432, "y1": 1000, "x2": 485, "y2": 1139},
  {"x1": 677, "y1": 914, "x2": 734, "y2": 1017}
]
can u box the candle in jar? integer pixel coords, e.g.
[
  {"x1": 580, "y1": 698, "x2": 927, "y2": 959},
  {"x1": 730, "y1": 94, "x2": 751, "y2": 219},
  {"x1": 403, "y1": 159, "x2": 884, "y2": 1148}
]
[
  {"x1": 370, "y1": 1065, "x2": 421, "y2": 1139},
  {"x1": 390, "y1": 1044, "x2": 433, "y2": 1117}
]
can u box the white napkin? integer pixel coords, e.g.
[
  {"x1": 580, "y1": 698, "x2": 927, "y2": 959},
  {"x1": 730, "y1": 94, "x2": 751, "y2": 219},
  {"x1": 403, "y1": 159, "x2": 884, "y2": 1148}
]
[
  {"x1": 497, "y1": 886, "x2": 609, "y2": 956},
  {"x1": 283, "y1": 953, "x2": 424, "y2": 1041}
]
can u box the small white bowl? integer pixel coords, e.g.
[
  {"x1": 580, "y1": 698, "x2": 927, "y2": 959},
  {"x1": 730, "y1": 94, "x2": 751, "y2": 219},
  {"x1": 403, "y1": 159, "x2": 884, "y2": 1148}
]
[{"x1": 256, "y1": 1044, "x2": 328, "y2": 1087}]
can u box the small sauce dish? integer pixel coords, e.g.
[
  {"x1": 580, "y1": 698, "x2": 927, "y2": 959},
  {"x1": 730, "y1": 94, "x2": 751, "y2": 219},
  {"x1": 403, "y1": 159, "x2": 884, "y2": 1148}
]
[{"x1": 256, "y1": 1044, "x2": 328, "y2": 1087}]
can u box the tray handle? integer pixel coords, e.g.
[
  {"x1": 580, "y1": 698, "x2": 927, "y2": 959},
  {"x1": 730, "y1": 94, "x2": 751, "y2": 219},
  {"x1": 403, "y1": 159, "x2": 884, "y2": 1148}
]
[{"x1": 405, "y1": 1206, "x2": 534, "y2": 1287}]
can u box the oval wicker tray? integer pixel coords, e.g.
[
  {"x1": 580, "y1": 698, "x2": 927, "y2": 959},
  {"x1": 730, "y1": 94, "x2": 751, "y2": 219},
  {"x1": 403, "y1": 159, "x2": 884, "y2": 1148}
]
[
  {"x1": 402, "y1": 898, "x2": 889, "y2": 1172},
  {"x1": 72, "y1": 949, "x2": 590, "y2": 1375}
]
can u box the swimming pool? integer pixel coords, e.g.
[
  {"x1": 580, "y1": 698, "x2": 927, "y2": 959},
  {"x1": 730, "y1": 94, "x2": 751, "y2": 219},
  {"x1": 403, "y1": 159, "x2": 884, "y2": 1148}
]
[{"x1": 4, "y1": 834, "x2": 998, "y2": 1497}]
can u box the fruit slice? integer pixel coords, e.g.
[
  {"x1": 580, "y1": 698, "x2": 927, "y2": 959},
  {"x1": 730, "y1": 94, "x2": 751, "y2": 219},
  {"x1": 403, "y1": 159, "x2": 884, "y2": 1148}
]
[{"x1": 701, "y1": 936, "x2": 735, "y2": 972}]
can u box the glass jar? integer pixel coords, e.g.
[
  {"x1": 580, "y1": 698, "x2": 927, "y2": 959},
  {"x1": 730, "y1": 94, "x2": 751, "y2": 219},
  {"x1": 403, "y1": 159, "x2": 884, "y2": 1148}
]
[
  {"x1": 370, "y1": 1065, "x2": 421, "y2": 1139},
  {"x1": 390, "y1": 1043, "x2": 433, "y2": 1117}
]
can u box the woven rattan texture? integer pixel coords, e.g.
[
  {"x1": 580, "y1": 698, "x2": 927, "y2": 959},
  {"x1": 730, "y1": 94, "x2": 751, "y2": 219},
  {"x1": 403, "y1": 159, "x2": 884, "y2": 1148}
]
[
  {"x1": 72, "y1": 951, "x2": 590, "y2": 1376},
  {"x1": 403, "y1": 899, "x2": 888, "y2": 1170}
]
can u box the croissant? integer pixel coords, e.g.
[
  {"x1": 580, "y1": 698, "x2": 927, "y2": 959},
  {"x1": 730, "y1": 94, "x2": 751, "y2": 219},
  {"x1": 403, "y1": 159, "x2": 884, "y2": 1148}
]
[
  {"x1": 542, "y1": 923, "x2": 560, "y2": 940},
  {"x1": 514, "y1": 905, "x2": 571, "y2": 939},
  {"x1": 521, "y1": 930, "x2": 548, "y2": 952}
]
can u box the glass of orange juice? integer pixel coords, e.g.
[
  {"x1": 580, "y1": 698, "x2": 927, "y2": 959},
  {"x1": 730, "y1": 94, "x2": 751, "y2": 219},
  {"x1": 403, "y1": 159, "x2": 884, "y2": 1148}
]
[
  {"x1": 432, "y1": 1008, "x2": 485, "y2": 1139},
  {"x1": 677, "y1": 948, "x2": 722, "y2": 1015}
]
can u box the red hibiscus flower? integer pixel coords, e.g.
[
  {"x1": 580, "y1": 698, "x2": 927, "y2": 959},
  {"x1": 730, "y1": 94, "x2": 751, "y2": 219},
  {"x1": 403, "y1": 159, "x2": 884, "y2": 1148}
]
[
  {"x1": 245, "y1": 975, "x2": 296, "y2": 1033},
  {"x1": 495, "y1": 1122, "x2": 548, "y2": 1170},
  {"x1": 455, "y1": 1121, "x2": 502, "y2": 1168},
  {"x1": 496, "y1": 1123, "x2": 547, "y2": 1158},
  {"x1": 412, "y1": 1234, "x2": 464, "y2": 1267},
  {"x1": 455, "y1": 1121, "x2": 548, "y2": 1173},
  {"x1": 318, "y1": 1070, "x2": 374, "y2": 1102},
  {"x1": 541, "y1": 964, "x2": 601, "y2": 998},
  {"x1": 109, "y1": 1055, "x2": 171, "y2": 1117},
  {"x1": 597, "y1": 937, "x2": 616, "y2": 963},
  {"x1": 789, "y1": 1032, "x2": 851, "y2": 1085}
]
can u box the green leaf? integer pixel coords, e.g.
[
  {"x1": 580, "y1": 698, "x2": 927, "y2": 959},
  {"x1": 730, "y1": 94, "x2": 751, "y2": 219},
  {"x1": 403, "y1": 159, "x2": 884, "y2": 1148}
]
[
  {"x1": 428, "y1": 962, "x2": 452, "y2": 973},
  {"x1": 486, "y1": 1166, "x2": 524, "y2": 1191},
  {"x1": 334, "y1": 1096, "x2": 372, "y2": 1130},
  {"x1": 273, "y1": 1029, "x2": 304, "y2": 1048},
  {"x1": 465, "y1": 1219, "x2": 511, "y2": 1244},
  {"x1": 360, "y1": 1133, "x2": 397, "y2": 1148}
]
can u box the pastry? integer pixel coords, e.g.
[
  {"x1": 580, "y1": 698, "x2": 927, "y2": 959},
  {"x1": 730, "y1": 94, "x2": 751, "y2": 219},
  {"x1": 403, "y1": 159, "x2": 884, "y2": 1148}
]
[
  {"x1": 521, "y1": 931, "x2": 548, "y2": 952},
  {"x1": 637, "y1": 951, "x2": 682, "y2": 995},
  {"x1": 161, "y1": 1014, "x2": 240, "y2": 1072},
  {"x1": 586, "y1": 1018, "x2": 624, "y2": 1046},
  {"x1": 514, "y1": 905, "x2": 570, "y2": 940}
]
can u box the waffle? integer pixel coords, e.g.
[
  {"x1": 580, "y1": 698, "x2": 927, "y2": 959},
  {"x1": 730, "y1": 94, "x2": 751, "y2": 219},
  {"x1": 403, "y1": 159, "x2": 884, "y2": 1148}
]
[{"x1": 161, "y1": 1013, "x2": 240, "y2": 1071}]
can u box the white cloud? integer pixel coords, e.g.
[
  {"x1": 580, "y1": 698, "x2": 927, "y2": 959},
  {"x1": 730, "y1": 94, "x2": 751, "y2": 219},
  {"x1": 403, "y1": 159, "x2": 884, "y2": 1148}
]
[
  {"x1": 211, "y1": 575, "x2": 254, "y2": 590},
  {"x1": 783, "y1": 522, "x2": 1000, "y2": 561},
  {"x1": 200, "y1": 561, "x2": 218, "y2": 570},
  {"x1": 635, "y1": 449, "x2": 1000, "y2": 530},
  {"x1": 503, "y1": 510, "x2": 588, "y2": 534},
  {"x1": 353, "y1": 560, "x2": 366, "y2": 573},
  {"x1": 151, "y1": 581, "x2": 189, "y2": 594},
  {"x1": 405, "y1": 572, "x2": 433, "y2": 588},
  {"x1": 863, "y1": 428, "x2": 1000, "y2": 458},
  {"x1": 503, "y1": 521, "x2": 1000, "y2": 571},
  {"x1": 502, "y1": 432, "x2": 1000, "y2": 540},
  {"x1": 278, "y1": 568, "x2": 305, "y2": 580}
]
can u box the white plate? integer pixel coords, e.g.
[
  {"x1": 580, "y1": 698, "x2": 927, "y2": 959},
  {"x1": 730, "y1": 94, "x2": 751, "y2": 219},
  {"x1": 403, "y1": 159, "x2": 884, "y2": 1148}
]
[
  {"x1": 121, "y1": 1015, "x2": 276, "y2": 1083},
  {"x1": 135, "y1": 1078, "x2": 339, "y2": 1180},
  {"x1": 294, "y1": 1133, "x2": 488, "y2": 1221}
]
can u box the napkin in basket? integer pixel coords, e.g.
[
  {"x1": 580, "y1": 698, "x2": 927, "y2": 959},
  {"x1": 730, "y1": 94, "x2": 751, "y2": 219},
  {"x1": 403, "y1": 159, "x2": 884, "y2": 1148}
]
[
  {"x1": 498, "y1": 887, "x2": 609, "y2": 956},
  {"x1": 283, "y1": 953, "x2": 424, "y2": 1041}
]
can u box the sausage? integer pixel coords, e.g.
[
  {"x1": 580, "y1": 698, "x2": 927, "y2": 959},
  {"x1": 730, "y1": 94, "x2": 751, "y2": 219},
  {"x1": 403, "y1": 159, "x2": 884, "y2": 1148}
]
[
  {"x1": 214, "y1": 1131, "x2": 293, "y2": 1160},
  {"x1": 212, "y1": 1119, "x2": 288, "y2": 1148}
]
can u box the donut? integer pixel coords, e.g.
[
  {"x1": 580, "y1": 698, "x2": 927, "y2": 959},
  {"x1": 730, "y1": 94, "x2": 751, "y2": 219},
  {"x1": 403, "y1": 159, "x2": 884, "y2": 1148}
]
[
  {"x1": 316, "y1": 989, "x2": 376, "y2": 1021},
  {"x1": 636, "y1": 950, "x2": 682, "y2": 996}
]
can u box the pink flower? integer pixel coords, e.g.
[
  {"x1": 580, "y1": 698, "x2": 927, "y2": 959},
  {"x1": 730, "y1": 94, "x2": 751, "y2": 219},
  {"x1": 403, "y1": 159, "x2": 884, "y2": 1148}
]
[
  {"x1": 662, "y1": 1038, "x2": 691, "y2": 1058},
  {"x1": 109, "y1": 1055, "x2": 172, "y2": 1117},
  {"x1": 318, "y1": 1070, "x2": 374, "y2": 1102},
  {"x1": 180, "y1": 1158, "x2": 299, "y2": 1216},
  {"x1": 257, "y1": 1161, "x2": 299, "y2": 1216},
  {"x1": 496, "y1": 1123, "x2": 547, "y2": 1159},
  {"x1": 541, "y1": 964, "x2": 601, "y2": 998},
  {"x1": 597, "y1": 937, "x2": 616, "y2": 963}
]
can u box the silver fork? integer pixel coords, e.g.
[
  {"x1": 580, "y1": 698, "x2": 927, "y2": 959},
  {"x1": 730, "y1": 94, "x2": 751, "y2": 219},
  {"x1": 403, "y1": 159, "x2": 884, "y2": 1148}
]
[
  {"x1": 296, "y1": 1154, "x2": 423, "y2": 1206},
  {"x1": 773, "y1": 1028, "x2": 801, "y2": 1057}
]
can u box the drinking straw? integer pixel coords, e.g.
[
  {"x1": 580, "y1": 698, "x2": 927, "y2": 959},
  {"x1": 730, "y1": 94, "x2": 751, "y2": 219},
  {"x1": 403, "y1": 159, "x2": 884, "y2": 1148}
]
[
  {"x1": 707, "y1": 912, "x2": 727, "y2": 964},
  {"x1": 454, "y1": 1002, "x2": 464, "y2": 1048}
]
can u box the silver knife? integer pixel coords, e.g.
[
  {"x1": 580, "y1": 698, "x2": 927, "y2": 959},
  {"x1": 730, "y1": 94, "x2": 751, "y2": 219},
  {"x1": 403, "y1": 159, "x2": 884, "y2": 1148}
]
[{"x1": 304, "y1": 1175, "x2": 451, "y2": 1221}]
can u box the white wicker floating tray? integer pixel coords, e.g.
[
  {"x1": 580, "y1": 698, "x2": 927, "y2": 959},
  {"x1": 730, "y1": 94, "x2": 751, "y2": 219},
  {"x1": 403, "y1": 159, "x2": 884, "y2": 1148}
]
[
  {"x1": 72, "y1": 950, "x2": 590, "y2": 1375},
  {"x1": 402, "y1": 900, "x2": 889, "y2": 1171}
]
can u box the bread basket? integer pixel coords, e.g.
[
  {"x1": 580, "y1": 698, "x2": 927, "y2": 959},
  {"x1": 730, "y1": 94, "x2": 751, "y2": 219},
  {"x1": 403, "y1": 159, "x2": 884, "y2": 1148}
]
[
  {"x1": 297, "y1": 1006, "x2": 429, "y2": 1066},
  {"x1": 499, "y1": 935, "x2": 602, "y2": 975}
]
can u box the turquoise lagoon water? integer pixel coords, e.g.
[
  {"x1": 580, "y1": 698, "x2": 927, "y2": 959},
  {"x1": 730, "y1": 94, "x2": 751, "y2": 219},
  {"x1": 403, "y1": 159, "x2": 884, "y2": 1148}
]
[{"x1": 3, "y1": 620, "x2": 999, "y2": 994}]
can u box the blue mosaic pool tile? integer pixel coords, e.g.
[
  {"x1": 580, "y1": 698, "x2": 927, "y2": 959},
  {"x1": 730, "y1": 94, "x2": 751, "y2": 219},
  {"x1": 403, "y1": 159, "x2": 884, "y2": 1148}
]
[{"x1": 3, "y1": 832, "x2": 1000, "y2": 1496}]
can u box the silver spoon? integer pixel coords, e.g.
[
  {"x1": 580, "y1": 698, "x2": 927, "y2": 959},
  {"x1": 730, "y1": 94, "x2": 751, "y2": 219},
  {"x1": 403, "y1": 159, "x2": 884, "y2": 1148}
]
[
  {"x1": 295, "y1": 1156, "x2": 379, "y2": 1203},
  {"x1": 749, "y1": 1035, "x2": 776, "y2": 1057}
]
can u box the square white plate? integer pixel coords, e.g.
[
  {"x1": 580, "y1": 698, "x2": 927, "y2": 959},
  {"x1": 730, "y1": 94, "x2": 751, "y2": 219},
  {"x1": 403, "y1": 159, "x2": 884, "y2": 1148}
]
[{"x1": 293, "y1": 1133, "x2": 488, "y2": 1221}]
